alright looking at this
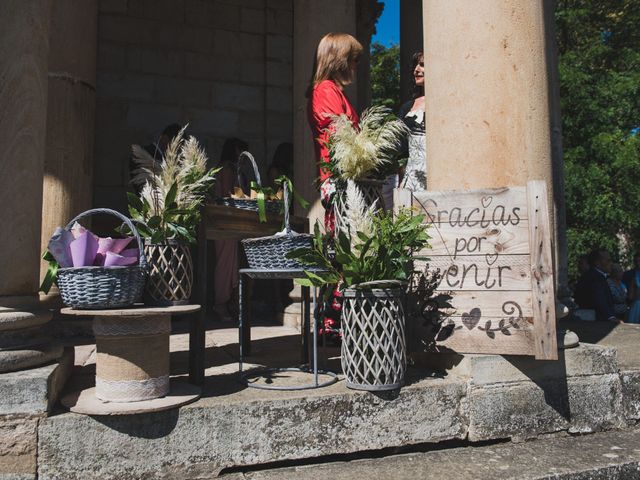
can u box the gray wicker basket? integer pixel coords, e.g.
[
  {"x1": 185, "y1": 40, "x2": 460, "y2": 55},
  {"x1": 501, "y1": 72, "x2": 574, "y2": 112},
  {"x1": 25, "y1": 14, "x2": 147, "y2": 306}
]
[
  {"x1": 241, "y1": 181, "x2": 312, "y2": 269},
  {"x1": 341, "y1": 281, "x2": 407, "y2": 391},
  {"x1": 56, "y1": 208, "x2": 147, "y2": 309},
  {"x1": 217, "y1": 197, "x2": 282, "y2": 214},
  {"x1": 217, "y1": 151, "x2": 282, "y2": 216}
]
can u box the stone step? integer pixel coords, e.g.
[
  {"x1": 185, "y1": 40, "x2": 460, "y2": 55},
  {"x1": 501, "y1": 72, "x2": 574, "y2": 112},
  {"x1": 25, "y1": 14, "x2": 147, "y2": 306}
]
[
  {"x1": 224, "y1": 427, "x2": 640, "y2": 480},
  {"x1": 35, "y1": 341, "x2": 638, "y2": 479}
]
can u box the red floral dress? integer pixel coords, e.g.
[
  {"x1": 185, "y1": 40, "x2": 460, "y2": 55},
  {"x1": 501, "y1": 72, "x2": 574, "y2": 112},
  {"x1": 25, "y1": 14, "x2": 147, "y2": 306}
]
[
  {"x1": 308, "y1": 80, "x2": 359, "y2": 342},
  {"x1": 308, "y1": 80, "x2": 359, "y2": 234}
]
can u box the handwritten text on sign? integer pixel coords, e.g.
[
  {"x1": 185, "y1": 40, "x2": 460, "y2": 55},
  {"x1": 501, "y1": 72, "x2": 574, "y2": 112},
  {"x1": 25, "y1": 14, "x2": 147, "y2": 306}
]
[{"x1": 396, "y1": 182, "x2": 557, "y2": 360}]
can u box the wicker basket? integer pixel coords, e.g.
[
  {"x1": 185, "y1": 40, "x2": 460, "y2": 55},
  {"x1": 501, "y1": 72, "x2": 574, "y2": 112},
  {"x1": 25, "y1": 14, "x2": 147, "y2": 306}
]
[
  {"x1": 341, "y1": 281, "x2": 407, "y2": 391},
  {"x1": 56, "y1": 208, "x2": 147, "y2": 309},
  {"x1": 143, "y1": 240, "x2": 193, "y2": 306},
  {"x1": 216, "y1": 197, "x2": 282, "y2": 214},
  {"x1": 241, "y1": 180, "x2": 312, "y2": 269},
  {"x1": 217, "y1": 151, "x2": 283, "y2": 216},
  {"x1": 334, "y1": 178, "x2": 385, "y2": 235}
]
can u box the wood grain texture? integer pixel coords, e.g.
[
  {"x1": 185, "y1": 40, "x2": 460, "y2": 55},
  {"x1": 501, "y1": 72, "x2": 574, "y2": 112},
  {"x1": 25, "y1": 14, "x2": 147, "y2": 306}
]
[
  {"x1": 527, "y1": 180, "x2": 558, "y2": 360},
  {"x1": 418, "y1": 221, "x2": 530, "y2": 257},
  {"x1": 399, "y1": 184, "x2": 557, "y2": 359},
  {"x1": 411, "y1": 187, "x2": 529, "y2": 224},
  {"x1": 424, "y1": 255, "x2": 532, "y2": 291},
  {"x1": 204, "y1": 205, "x2": 307, "y2": 240},
  {"x1": 434, "y1": 290, "x2": 533, "y2": 317}
]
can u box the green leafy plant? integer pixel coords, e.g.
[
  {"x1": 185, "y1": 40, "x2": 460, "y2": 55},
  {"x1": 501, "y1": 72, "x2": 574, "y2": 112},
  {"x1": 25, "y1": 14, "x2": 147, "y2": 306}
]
[
  {"x1": 322, "y1": 105, "x2": 409, "y2": 181},
  {"x1": 129, "y1": 128, "x2": 220, "y2": 244},
  {"x1": 287, "y1": 182, "x2": 430, "y2": 290},
  {"x1": 249, "y1": 175, "x2": 309, "y2": 222}
]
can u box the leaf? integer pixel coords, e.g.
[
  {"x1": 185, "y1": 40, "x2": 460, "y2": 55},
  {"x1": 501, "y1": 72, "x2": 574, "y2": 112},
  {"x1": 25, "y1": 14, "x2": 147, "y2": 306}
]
[
  {"x1": 165, "y1": 181, "x2": 178, "y2": 209},
  {"x1": 127, "y1": 192, "x2": 144, "y2": 213},
  {"x1": 147, "y1": 215, "x2": 162, "y2": 229}
]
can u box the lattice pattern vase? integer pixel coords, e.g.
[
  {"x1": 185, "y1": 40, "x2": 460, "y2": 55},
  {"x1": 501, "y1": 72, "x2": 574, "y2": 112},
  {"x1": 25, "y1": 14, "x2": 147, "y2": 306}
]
[
  {"x1": 143, "y1": 241, "x2": 193, "y2": 306},
  {"x1": 334, "y1": 179, "x2": 385, "y2": 236},
  {"x1": 341, "y1": 287, "x2": 407, "y2": 391}
]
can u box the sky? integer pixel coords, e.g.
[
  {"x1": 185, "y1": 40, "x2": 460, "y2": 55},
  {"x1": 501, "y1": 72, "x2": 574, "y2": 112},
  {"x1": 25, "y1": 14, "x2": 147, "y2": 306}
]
[{"x1": 372, "y1": 0, "x2": 400, "y2": 46}]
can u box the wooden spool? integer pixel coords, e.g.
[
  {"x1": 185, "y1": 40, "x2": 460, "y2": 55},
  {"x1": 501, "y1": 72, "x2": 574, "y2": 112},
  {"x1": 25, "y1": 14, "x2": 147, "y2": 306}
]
[{"x1": 93, "y1": 315, "x2": 170, "y2": 402}]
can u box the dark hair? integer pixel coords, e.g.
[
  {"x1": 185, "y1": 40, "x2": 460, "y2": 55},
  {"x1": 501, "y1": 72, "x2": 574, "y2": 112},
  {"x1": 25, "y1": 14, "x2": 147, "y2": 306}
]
[
  {"x1": 161, "y1": 123, "x2": 182, "y2": 139},
  {"x1": 588, "y1": 248, "x2": 608, "y2": 266},
  {"x1": 411, "y1": 51, "x2": 424, "y2": 99},
  {"x1": 271, "y1": 143, "x2": 293, "y2": 174},
  {"x1": 220, "y1": 137, "x2": 248, "y2": 164}
]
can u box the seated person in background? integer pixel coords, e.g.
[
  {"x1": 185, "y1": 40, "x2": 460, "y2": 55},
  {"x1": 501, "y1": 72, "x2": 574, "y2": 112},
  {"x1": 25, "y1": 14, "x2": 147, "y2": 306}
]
[
  {"x1": 130, "y1": 123, "x2": 183, "y2": 193},
  {"x1": 623, "y1": 253, "x2": 640, "y2": 292},
  {"x1": 211, "y1": 138, "x2": 248, "y2": 321},
  {"x1": 574, "y1": 248, "x2": 619, "y2": 322},
  {"x1": 608, "y1": 263, "x2": 629, "y2": 321},
  {"x1": 267, "y1": 142, "x2": 293, "y2": 188}
]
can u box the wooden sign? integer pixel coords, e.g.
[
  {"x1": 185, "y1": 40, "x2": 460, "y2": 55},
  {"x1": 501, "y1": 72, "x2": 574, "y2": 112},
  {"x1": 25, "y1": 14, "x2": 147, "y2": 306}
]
[{"x1": 395, "y1": 180, "x2": 557, "y2": 360}]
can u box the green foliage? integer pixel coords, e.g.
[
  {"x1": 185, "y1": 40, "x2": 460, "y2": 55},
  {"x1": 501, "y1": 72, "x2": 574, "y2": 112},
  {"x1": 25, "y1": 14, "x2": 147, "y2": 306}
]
[
  {"x1": 287, "y1": 209, "x2": 431, "y2": 290},
  {"x1": 128, "y1": 130, "x2": 220, "y2": 244},
  {"x1": 370, "y1": 42, "x2": 401, "y2": 111},
  {"x1": 556, "y1": 0, "x2": 640, "y2": 277}
]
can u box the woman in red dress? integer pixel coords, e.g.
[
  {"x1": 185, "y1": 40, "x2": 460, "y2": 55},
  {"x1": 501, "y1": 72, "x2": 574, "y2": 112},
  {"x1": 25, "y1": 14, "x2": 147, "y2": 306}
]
[
  {"x1": 308, "y1": 32, "x2": 363, "y2": 234},
  {"x1": 307, "y1": 33, "x2": 363, "y2": 342}
]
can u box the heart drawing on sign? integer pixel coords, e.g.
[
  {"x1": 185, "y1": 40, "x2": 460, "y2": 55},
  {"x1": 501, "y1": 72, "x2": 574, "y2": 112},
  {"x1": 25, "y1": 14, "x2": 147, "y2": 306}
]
[
  {"x1": 481, "y1": 195, "x2": 493, "y2": 208},
  {"x1": 485, "y1": 252, "x2": 499, "y2": 266},
  {"x1": 461, "y1": 308, "x2": 481, "y2": 330}
]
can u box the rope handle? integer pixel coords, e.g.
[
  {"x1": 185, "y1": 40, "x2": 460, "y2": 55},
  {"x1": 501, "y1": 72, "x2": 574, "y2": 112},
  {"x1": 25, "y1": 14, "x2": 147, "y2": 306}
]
[
  {"x1": 238, "y1": 151, "x2": 261, "y2": 188},
  {"x1": 283, "y1": 179, "x2": 291, "y2": 235},
  {"x1": 64, "y1": 208, "x2": 146, "y2": 268}
]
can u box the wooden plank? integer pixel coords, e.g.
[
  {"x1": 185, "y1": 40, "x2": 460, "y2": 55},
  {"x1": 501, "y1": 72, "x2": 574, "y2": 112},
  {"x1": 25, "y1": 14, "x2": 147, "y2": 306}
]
[
  {"x1": 433, "y1": 315, "x2": 535, "y2": 356},
  {"x1": 527, "y1": 180, "x2": 558, "y2": 360},
  {"x1": 416, "y1": 255, "x2": 532, "y2": 291},
  {"x1": 432, "y1": 290, "x2": 533, "y2": 317},
  {"x1": 204, "y1": 204, "x2": 307, "y2": 240},
  {"x1": 411, "y1": 187, "x2": 529, "y2": 224},
  {"x1": 418, "y1": 221, "x2": 530, "y2": 257}
]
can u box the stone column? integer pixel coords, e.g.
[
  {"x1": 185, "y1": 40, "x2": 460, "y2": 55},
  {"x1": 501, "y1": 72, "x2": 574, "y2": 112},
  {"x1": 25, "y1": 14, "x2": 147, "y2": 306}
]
[
  {"x1": 423, "y1": 0, "x2": 564, "y2": 281},
  {"x1": 400, "y1": 0, "x2": 423, "y2": 105},
  {"x1": 543, "y1": 0, "x2": 569, "y2": 299},
  {"x1": 40, "y1": 0, "x2": 97, "y2": 287},
  {"x1": 0, "y1": 0, "x2": 62, "y2": 373}
]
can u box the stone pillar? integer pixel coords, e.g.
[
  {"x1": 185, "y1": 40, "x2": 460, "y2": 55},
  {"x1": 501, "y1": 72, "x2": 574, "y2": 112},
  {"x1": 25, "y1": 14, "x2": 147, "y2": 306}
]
[
  {"x1": 400, "y1": 0, "x2": 423, "y2": 105},
  {"x1": 0, "y1": 0, "x2": 62, "y2": 373},
  {"x1": 543, "y1": 0, "x2": 569, "y2": 299},
  {"x1": 40, "y1": 0, "x2": 97, "y2": 286},
  {"x1": 423, "y1": 1, "x2": 564, "y2": 281}
]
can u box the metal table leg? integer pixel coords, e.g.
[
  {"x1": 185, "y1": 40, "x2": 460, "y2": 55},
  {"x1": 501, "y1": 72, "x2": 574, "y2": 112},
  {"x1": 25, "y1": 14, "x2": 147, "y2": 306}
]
[{"x1": 238, "y1": 273, "x2": 244, "y2": 373}]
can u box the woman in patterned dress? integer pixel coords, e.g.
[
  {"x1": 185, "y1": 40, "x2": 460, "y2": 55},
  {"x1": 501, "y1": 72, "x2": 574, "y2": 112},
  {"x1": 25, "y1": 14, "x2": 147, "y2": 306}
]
[{"x1": 398, "y1": 51, "x2": 426, "y2": 191}]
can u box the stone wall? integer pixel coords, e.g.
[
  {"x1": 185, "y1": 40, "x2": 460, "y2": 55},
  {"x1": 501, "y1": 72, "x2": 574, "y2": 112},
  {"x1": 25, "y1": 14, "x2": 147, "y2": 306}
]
[{"x1": 94, "y1": 0, "x2": 293, "y2": 210}]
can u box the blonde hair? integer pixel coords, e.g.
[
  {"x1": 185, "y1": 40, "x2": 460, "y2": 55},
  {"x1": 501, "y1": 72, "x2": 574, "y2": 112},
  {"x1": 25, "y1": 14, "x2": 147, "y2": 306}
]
[{"x1": 313, "y1": 33, "x2": 363, "y2": 87}]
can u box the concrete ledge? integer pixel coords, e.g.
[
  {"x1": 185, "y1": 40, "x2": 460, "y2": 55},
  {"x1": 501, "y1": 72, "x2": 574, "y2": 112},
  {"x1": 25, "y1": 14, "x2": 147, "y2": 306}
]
[
  {"x1": 419, "y1": 344, "x2": 618, "y2": 386},
  {"x1": 0, "y1": 348, "x2": 73, "y2": 415},
  {"x1": 38, "y1": 377, "x2": 467, "y2": 479},
  {"x1": 468, "y1": 374, "x2": 625, "y2": 441},
  {"x1": 621, "y1": 370, "x2": 640, "y2": 422},
  {"x1": 0, "y1": 415, "x2": 39, "y2": 480}
]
